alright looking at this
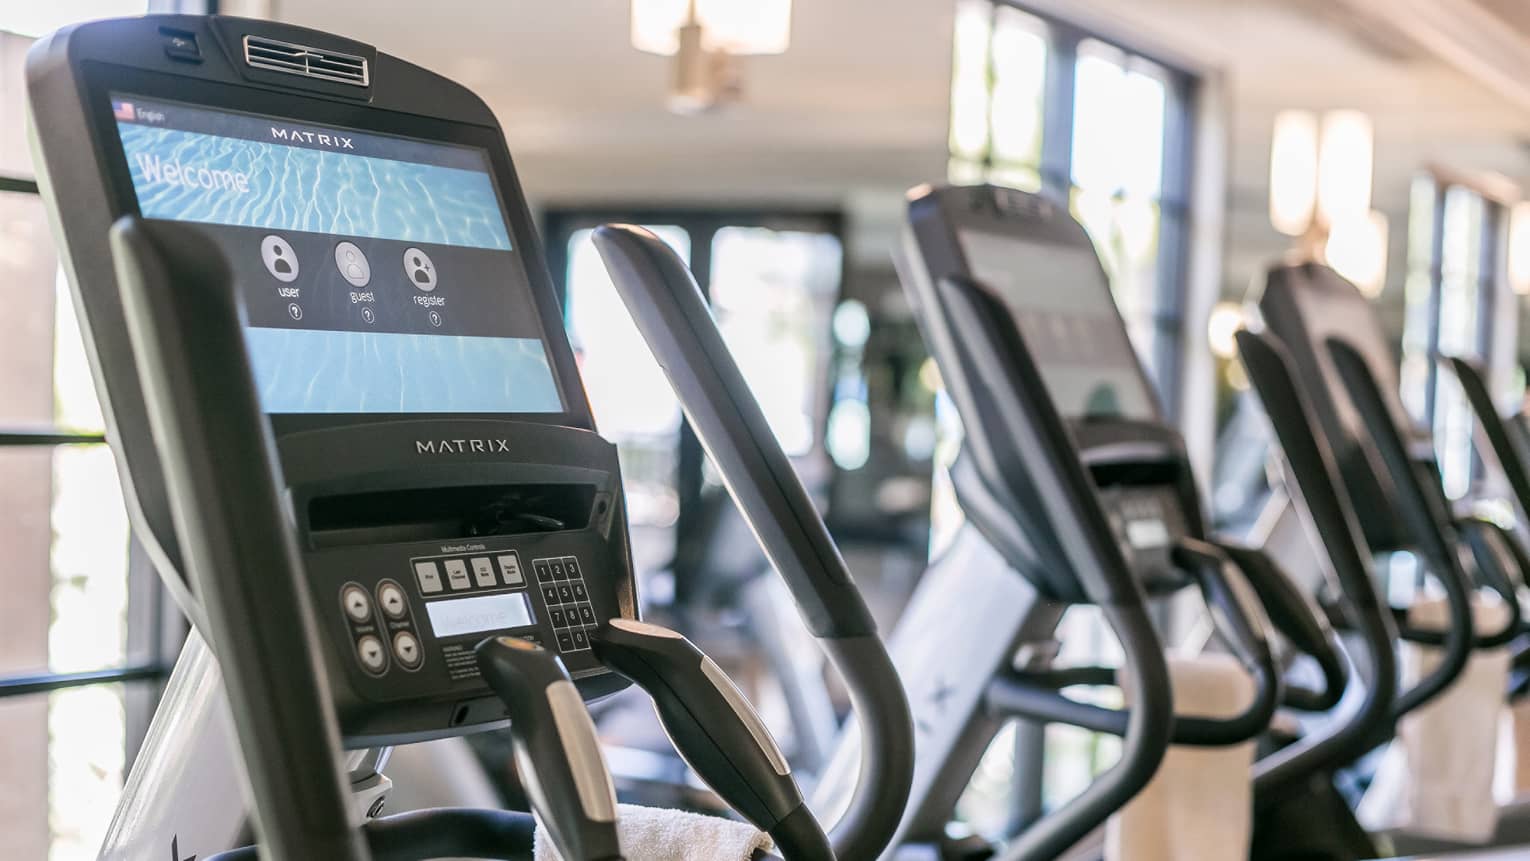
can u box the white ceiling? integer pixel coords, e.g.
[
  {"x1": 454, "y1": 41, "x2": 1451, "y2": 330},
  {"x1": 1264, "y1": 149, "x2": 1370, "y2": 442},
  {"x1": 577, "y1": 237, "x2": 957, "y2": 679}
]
[{"x1": 266, "y1": 0, "x2": 1530, "y2": 286}]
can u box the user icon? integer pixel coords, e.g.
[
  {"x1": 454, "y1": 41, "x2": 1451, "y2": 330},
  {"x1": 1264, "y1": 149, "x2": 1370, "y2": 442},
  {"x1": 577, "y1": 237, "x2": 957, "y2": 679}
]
[
  {"x1": 260, "y1": 235, "x2": 299, "y2": 283},
  {"x1": 404, "y1": 247, "x2": 437, "y2": 292},
  {"x1": 334, "y1": 241, "x2": 372, "y2": 288}
]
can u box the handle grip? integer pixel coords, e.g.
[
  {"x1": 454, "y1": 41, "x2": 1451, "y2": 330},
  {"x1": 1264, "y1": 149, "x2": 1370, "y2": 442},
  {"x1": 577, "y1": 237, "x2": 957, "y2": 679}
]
[
  {"x1": 591, "y1": 224, "x2": 912, "y2": 861},
  {"x1": 1233, "y1": 329, "x2": 1398, "y2": 802},
  {"x1": 590, "y1": 620, "x2": 831, "y2": 860},
  {"x1": 475, "y1": 637, "x2": 622, "y2": 861},
  {"x1": 1327, "y1": 338, "x2": 1475, "y2": 717},
  {"x1": 1215, "y1": 541, "x2": 1349, "y2": 711}
]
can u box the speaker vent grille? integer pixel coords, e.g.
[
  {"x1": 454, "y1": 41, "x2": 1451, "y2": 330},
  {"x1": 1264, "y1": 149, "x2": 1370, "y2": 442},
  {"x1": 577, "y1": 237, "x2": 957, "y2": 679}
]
[{"x1": 243, "y1": 36, "x2": 369, "y2": 87}]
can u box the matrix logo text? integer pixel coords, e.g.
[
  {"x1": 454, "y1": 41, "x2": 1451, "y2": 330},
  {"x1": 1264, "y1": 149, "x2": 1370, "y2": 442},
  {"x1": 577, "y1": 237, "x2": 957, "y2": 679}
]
[
  {"x1": 416, "y1": 439, "x2": 511, "y2": 455},
  {"x1": 270, "y1": 127, "x2": 356, "y2": 149}
]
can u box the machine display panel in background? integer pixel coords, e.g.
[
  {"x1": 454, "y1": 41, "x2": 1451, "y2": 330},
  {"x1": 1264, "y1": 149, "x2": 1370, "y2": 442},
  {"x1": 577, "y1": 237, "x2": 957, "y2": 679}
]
[
  {"x1": 109, "y1": 94, "x2": 564, "y2": 416},
  {"x1": 959, "y1": 229, "x2": 1158, "y2": 422}
]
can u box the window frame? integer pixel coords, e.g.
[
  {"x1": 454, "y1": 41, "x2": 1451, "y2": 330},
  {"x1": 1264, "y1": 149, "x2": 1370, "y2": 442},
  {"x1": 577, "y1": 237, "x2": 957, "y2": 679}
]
[
  {"x1": 949, "y1": 0, "x2": 1201, "y2": 419},
  {"x1": 0, "y1": 0, "x2": 214, "y2": 830},
  {"x1": 1403, "y1": 168, "x2": 1519, "y2": 500}
]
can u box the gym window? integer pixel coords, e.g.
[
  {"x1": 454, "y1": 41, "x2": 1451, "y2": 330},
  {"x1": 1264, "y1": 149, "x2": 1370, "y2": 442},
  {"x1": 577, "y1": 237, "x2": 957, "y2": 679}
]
[
  {"x1": 947, "y1": 0, "x2": 1197, "y2": 418},
  {"x1": 0, "y1": 4, "x2": 204, "y2": 858},
  {"x1": 1400, "y1": 171, "x2": 1520, "y2": 502}
]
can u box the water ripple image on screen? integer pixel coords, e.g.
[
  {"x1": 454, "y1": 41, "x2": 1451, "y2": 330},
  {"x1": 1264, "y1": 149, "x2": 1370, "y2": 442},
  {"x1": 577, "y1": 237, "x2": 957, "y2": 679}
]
[
  {"x1": 245, "y1": 328, "x2": 562, "y2": 414},
  {"x1": 118, "y1": 124, "x2": 512, "y2": 251}
]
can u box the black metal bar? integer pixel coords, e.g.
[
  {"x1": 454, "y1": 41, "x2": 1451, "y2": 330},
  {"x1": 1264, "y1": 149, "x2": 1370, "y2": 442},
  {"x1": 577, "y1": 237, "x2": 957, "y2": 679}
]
[
  {"x1": 0, "y1": 429, "x2": 106, "y2": 446},
  {"x1": 0, "y1": 663, "x2": 169, "y2": 698},
  {"x1": 0, "y1": 175, "x2": 40, "y2": 195}
]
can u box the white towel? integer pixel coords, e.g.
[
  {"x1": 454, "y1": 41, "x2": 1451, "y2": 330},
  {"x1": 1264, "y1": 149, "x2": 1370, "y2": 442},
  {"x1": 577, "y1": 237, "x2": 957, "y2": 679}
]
[
  {"x1": 533, "y1": 804, "x2": 772, "y2": 861},
  {"x1": 1509, "y1": 699, "x2": 1530, "y2": 795},
  {"x1": 1357, "y1": 596, "x2": 1513, "y2": 843},
  {"x1": 1105, "y1": 653, "x2": 1257, "y2": 861}
]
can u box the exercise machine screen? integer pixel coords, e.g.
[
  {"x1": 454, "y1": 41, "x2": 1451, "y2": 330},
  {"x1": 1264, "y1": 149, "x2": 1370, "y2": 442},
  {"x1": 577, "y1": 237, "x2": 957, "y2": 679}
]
[
  {"x1": 959, "y1": 228, "x2": 1157, "y2": 422},
  {"x1": 109, "y1": 94, "x2": 563, "y2": 416}
]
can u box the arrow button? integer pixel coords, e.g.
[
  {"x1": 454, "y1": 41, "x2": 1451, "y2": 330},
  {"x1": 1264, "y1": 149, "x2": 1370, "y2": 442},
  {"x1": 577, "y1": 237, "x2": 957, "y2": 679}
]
[
  {"x1": 393, "y1": 631, "x2": 422, "y2": 669},
  {"x1": 378, "y1": 582, "x2": 408, "y2": 619},
  {"x1": 342, "y1": 585, "x2": 372, "y2": 623},
  {"x1": 357, "y1": 635, "x2": 387, "y2": 673}
]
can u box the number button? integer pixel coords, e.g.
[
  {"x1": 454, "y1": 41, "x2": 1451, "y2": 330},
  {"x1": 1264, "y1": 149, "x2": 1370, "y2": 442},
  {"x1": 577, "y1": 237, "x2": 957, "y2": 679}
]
[
  {"x1": 549, "y1": 608, "x2": 568, "y2": 628},
  {"x1": 563, "y1": 556, "x2": 582, "y2": 578},
  {"x1": 577, "y1": 604, "x2": 596, "y2": 626},
  {"x1": 541, "y1": 586, "x2": 560, "y2": 606},
  {"x1": 556, "y1": 584, "x2": 575, "y2": 603},
  {"x1": 571, "y1": 629, "x2": 589, "y2": 650},
  {"x1": 549, "y1": 559, "x2": 567, "y2": 580},
  {"x1": 534, "y1": 559, "x2": 554, "y2": 583},
  {"x1": 572, "y1": 582, "x2": 588, "y2": 602}
]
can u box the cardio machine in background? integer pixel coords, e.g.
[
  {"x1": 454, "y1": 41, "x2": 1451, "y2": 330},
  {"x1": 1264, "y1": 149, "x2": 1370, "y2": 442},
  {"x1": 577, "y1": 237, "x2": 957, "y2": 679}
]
[
  {"x1": 813, "y1": 183, "x2": 1376, "y2": 860},
  {"x1": 27, "y1": 14, "x2": 912, "y2": 860},
  {"x1": 1247, "y1": 260, "x2": 1529, "y2": 857}
]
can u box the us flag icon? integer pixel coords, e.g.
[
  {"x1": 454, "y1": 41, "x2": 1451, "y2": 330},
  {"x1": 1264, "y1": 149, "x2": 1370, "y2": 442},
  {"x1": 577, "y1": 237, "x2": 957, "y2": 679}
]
[{"x1": 113, "y1": 101, "x2": 135, "y2": 121}]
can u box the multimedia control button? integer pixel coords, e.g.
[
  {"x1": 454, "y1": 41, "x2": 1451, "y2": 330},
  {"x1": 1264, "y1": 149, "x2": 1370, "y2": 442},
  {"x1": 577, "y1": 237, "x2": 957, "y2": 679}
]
[
  {"x1": 572, "y1": 582, "x2": 588, "y2": 601},
  {"x1": 377, "y1": 582, "x2": 408, "y2": 619},
  {"x1": 470, "y1": 557, "x2": 497, "y2": 588},
  {"x1": 393, "y1": 632, "x2": 422, "y2": 669},
  {"x1": 556, "y1": 632, "x2": 575, "y2": 652},
  {"x1": 444, "y1": 559, "x2": 471, "y2": 591},
  {"x1": 498, "y1": 553, "x2": 524, "y2": 585},
  {"x1": 549, "y1": 608, "x2": 568, "y2": 628},
  {"x1": 414, "y1": 561, "x2": 444, "y2": 594},
  {"x1": 534, "y1": 559, "x2": 554, "y2": 582},
  {"x1": 541, "y1": 586, "x2": 560, "y2": 606},
  {"x1": 571, "y1": 629, "x2": 589, "y2": 650},
  {"x1": 357, "y1": 635, "x2": 387, "y2": 673},
  {"x1": 342, "y1": 585, "x2": 372, "y2": 623},
  {"x1": 577, "y1": 604, "x2": 597, "y2": 625},
  {"x1": 563, "y1": 556, "x2": 582, "y2": 578}
]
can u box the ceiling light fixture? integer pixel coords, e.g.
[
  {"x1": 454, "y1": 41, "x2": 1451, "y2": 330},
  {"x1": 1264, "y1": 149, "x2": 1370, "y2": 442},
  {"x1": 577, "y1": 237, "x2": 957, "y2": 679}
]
[
  {"x1": 1268, "y1": 107, "x2": 1389, "y2": 295},
  {"x1": 630, "y1": 0, "x2": 792, "y2": 114}
]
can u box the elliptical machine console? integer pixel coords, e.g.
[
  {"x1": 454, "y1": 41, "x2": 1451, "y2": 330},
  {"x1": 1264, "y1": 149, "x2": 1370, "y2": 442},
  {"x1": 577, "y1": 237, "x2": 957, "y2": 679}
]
[
  {"x1": 903, "y1": 185, "x2": 1200, "y2": 600},
  {"x1": 32, "y1": 15, "x2": 632, "y2": 745}
]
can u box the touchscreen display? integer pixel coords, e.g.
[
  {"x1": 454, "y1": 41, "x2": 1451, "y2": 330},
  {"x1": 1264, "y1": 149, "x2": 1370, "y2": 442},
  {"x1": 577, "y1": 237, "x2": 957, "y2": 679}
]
[
  {"x1": 110, "y1": 94, "x2": 563, "y2": 415},
  {"x1": 959, "y1": 229, "x2": 1157, "y2": 422}
]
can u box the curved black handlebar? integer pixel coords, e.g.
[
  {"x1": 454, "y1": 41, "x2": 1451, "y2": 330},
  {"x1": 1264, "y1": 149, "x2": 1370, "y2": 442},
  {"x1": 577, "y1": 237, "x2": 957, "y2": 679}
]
[
  {"x1": 1443, "y1": 355, "x2": 1530, "y2": 537},
  {"x1": 591, "y1": 224, "x2": 911, "y2": 861},
  {"x1": 1327, "y1": 339, "x2": 1475, "y2": 717},
  {"x1": 112, "y1": 217, "x2": 370, "y2": 861},
  {"x1": 1233, "y1": 330, "x2": 1398, "y2": 803},
  {"x1": 929, "y1": 273, "x2": 1172, "y2": 861},
  {"x1": 1215, "y1": 542, "x2": 1349, "y2": 712}
]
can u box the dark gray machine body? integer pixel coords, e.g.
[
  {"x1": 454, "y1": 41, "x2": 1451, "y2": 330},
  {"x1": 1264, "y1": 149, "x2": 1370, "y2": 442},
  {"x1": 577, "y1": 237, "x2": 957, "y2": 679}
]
[{"x1": 28, "y1": 15, "x2": 637, "y2": 749}]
